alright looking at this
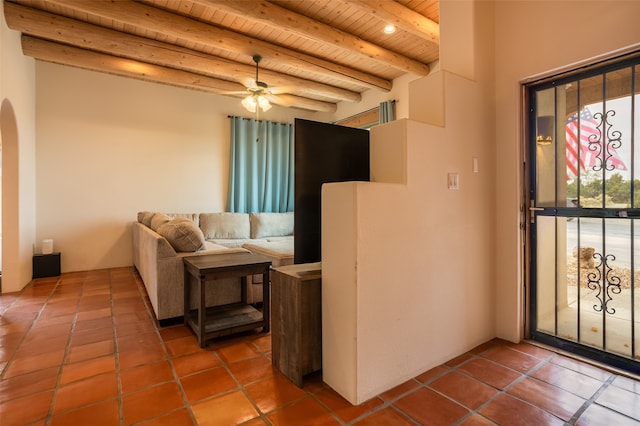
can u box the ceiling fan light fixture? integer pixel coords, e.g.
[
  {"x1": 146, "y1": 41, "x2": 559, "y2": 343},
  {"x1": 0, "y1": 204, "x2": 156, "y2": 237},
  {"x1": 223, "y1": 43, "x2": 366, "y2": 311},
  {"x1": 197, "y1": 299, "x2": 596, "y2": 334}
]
[
  {"x1": 257, "y1": 95, "x2": 272, "y2": 112},
  {"x1": 240, "y1": 54, "x2": 273, "y2": 114},
  {"x1": 241, "y1": 95, "x2": 257, "y2": 113},
  {"x1": 241, "y1": 93, "x2": 272, "y2": 113}
]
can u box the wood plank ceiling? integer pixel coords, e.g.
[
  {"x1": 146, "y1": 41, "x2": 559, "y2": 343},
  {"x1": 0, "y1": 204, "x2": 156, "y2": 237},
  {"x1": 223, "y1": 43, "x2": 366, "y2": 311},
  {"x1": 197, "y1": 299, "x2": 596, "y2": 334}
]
[{"x1": 4, "y1": 0, "x2": 439, "y2": 112}]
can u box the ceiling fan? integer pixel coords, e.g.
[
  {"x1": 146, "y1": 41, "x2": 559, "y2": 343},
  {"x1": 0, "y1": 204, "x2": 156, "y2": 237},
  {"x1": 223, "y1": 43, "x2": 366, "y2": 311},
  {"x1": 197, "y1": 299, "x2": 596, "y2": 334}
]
[{"x1": 237, "y1": 55, "x2": 290, "y2": 116}]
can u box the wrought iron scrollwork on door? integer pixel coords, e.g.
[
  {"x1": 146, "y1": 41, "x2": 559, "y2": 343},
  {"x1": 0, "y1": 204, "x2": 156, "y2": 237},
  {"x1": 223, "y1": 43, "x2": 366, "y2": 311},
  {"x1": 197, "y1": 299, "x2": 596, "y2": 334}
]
[
  {"x1": 590, "y1": 109, "x2": 623, "y2": 172},
  {"x1": 586, "y1": 252, "x2": 622, "y2": 314}
]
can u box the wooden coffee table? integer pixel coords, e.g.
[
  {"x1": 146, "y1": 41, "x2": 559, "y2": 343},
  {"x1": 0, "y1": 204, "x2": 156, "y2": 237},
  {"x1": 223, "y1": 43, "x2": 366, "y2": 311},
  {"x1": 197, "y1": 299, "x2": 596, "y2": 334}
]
[{"x1": 183, "y1": 252, "x2": 272, "y2": 347}]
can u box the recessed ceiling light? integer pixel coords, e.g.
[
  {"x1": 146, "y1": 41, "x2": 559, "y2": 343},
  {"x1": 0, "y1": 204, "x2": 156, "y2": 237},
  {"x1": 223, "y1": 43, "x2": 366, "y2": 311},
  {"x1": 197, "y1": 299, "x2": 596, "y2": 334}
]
[{"x1": 383, "y1": 24, "x2": 396, "y2": 34}]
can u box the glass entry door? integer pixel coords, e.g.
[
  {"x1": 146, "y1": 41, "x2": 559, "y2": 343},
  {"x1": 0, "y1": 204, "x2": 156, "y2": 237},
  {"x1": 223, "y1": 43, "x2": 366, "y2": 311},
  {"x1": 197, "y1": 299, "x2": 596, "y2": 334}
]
[{"x1": 528, "y1": 54, "x2": 640, "y2": 373}]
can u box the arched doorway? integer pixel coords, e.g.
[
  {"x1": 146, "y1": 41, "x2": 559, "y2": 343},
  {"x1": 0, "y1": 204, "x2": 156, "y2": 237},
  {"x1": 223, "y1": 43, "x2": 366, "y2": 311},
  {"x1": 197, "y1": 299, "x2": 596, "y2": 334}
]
[{"x1": 1, "y1": 99, "x2": 20, "y2": 293}]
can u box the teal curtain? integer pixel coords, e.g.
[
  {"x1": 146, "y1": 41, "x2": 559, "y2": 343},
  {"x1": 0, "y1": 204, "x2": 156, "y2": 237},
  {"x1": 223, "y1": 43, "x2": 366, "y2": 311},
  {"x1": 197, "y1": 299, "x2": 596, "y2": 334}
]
[
  {"x1": 227, "y1": 117, "x2": 294, "y2": 213},
  {"x1": 379, "y1": 100, "x2": 396, "y2": 123}
]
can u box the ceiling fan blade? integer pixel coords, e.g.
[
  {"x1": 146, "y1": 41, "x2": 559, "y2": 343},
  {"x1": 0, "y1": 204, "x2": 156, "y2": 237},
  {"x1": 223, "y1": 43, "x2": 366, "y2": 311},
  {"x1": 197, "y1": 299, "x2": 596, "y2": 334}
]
[
  {"x1": 218, "y1": 90, "x2": 250, "y2": 95},
  {"x1": 268, "y1": 85, "x2": 295, "y2": 95},
  {"x1": 267, "y1": 94, "x2": 293, "y2": 107},
  {"x1": 241, "y1": 77, "x2": 257, "y2": 89}
]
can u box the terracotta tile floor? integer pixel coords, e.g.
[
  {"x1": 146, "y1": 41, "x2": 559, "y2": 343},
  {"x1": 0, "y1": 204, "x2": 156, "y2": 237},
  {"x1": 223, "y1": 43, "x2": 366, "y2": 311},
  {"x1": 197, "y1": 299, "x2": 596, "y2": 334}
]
[{"x1": 1, "y1": 267, "x2": 640, "y2": 425}]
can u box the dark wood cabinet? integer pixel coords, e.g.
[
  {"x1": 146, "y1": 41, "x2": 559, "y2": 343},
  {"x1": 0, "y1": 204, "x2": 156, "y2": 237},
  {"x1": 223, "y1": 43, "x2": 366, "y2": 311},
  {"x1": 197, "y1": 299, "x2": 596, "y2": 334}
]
[{"x1": 271, "y1": 262, "x2": 322, "y2": 387}]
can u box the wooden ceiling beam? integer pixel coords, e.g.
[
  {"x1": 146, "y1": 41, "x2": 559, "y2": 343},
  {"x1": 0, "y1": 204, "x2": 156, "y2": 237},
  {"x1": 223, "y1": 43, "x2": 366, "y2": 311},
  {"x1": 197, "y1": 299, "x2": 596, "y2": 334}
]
[
  {"x1": 4, "y1": 2, "x2": 361, "y2": 103},
  {"x1": 21, "y1": 35, "x2": 337, "y2": 112},
  {"x1": 198, "y1": 0, "x2": 430, "y2": 76},
  {"x1": 344, "y1": 0, "x2": 439, "y2": 44},
  {"x1": 40, "y1": 0, "x2": 393, "y2": 92}
]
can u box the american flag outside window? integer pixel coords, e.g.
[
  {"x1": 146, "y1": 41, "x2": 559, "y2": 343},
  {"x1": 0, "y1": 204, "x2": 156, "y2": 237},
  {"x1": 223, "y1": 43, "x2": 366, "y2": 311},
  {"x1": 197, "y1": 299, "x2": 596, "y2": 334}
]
[{"x1": 565, "y1": 107, "x2": 627, "y2": 180}]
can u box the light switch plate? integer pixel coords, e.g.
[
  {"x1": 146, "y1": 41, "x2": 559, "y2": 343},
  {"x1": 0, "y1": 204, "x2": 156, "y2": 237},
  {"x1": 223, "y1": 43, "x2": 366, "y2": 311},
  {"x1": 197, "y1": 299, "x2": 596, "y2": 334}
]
[{"x1": 448, "y1": 173, "x2": 459, "y2": 190}]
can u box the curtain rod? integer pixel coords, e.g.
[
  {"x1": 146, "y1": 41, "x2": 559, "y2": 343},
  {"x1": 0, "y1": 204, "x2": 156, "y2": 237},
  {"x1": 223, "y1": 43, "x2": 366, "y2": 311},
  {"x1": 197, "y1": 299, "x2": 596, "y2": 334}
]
[
  {"x1": 332, "y1": 99, "x2": 397, "y2": 124},
  {"x1": 227, "y1": 115, "x2": 292, "y2": 126}
]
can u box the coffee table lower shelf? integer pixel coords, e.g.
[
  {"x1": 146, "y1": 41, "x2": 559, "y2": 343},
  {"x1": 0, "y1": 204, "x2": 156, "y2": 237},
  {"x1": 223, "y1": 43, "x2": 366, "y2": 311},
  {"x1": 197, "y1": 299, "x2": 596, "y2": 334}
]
[{"x1": 185, "y1": 303, "x2": 265, "y2": 343}]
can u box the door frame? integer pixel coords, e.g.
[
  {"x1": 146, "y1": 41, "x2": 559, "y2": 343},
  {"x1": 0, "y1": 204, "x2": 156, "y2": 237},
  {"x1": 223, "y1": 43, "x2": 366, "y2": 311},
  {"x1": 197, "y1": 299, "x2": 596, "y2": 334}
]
[{"x1": 523, "y1": 52, "x2": 640, "y2": 374}]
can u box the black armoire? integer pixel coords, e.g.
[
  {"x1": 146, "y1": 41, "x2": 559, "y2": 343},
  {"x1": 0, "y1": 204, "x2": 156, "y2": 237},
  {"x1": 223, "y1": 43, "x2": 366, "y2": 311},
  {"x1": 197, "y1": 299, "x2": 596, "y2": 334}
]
[{"x1": 294, "y1": 118, "x2": 370, "y2": 264}]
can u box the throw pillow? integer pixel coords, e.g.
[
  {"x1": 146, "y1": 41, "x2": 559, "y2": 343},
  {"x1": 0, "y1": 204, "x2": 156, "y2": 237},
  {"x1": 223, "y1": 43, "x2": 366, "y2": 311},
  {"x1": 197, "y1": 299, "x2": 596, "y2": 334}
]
[
  {"x1": 150, "y1": 213, "x2": 171, "y2": 231},
  {"x1": 138, "y1": 211, "x2": 156, "y2": 227},
  {"x1": 157, "y1": 218, "x2": 206, "y2": 252}
]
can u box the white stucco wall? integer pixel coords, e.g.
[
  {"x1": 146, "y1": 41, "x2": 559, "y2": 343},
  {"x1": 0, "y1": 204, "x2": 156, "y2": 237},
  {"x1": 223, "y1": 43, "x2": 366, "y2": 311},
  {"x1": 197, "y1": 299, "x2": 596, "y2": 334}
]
[
  {"x1": 493, "y1": 1, "x2": 640, "y2": 342},
  {"x1": 322, "y1": 1, "x2": 496, "y2": 404},
  {"x1": 1, "y1": 1, "x2": 36, "y2": 293}
]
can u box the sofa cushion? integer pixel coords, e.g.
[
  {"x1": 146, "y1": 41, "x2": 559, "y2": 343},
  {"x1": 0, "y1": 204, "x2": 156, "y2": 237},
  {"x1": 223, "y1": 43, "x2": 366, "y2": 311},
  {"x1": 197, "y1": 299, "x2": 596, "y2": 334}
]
[
  {"x1": 199, "y1": 213, "x2": 250, "y2": 239},
  {"x1": 243, "y1": 240, "x2": 295, "y2": 283},
  {"x1": 209, "y1": 238, "x2": 267, "y2": 249},
  {"x1": 243, "y1": 239, "x2": 294, "y2": 259},
  {"x1": 265, "y1": 236, "x2": 294, "y2": 243},
  {"x1": 157, "y1": 218, "x2": 206, "y2": 252},
  {"x1": 138, "y1": 211, "x2": 156, "y2": 227},
  {"x1": 250, "y1": 212, "x2": 294, "y2": 239},
  {"x1": 150, "y1": 213, "x2": 171, "y2": 231}
]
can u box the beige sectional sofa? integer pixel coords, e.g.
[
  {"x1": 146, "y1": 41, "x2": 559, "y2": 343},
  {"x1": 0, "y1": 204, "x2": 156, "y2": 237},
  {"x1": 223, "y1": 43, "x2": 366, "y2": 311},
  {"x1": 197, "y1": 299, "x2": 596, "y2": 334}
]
[{"x1": 132, "y1": 211, "x2": 294, "y2": 323}]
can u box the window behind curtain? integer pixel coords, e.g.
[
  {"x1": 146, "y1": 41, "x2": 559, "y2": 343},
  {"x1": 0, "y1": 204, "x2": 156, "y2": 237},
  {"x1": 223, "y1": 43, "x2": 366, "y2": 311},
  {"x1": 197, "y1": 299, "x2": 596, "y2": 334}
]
[
  {"x1": 333, "y1": 100, "x2": 396, "y2": 129},
  {"x1": 227, "y1": 116, "x2": 294, "y2": 213}
]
